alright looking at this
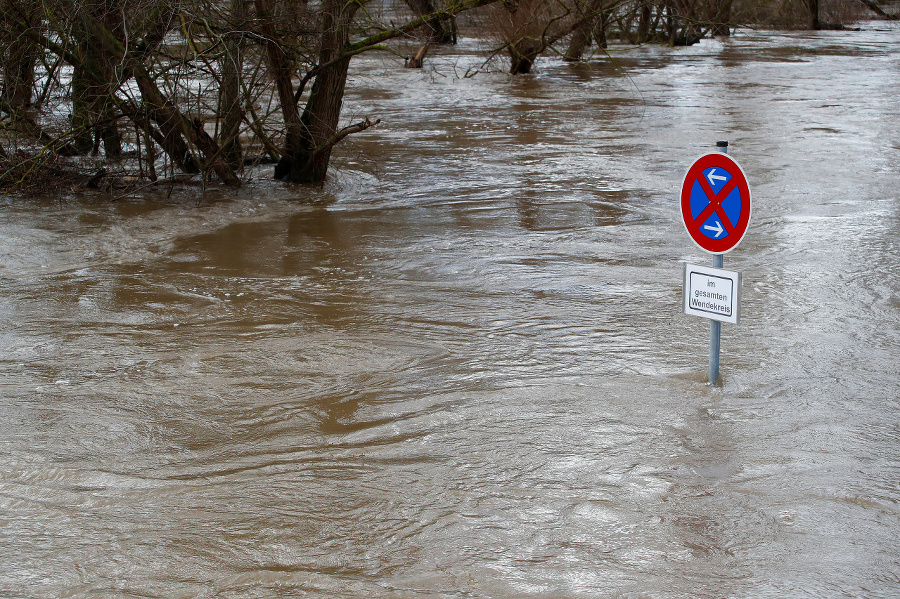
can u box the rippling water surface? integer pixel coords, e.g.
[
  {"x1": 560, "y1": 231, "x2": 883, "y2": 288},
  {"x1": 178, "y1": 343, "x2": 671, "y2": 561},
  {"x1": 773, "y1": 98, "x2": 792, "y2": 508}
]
[{"x1": 2, "y1": 23, "x2": 899, "y2": 598}]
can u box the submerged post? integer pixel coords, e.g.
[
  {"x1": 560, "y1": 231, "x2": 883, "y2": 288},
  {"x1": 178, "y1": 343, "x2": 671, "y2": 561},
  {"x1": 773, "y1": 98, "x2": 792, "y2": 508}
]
[
  {"x1": 681, "y1": 140, "x2": 750, "y2": 385},
  {"x1": 709, "y1": 141, "x2": 728, "y2": 384}
]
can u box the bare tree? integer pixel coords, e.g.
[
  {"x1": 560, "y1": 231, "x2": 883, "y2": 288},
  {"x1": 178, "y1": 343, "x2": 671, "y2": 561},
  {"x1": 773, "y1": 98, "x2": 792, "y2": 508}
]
[
  {"x1": 0, "y1": 0, "x2": 40, "y2": 116},
  {"x1": 564, "y1": 0, "x2": 620, "y2": 61},
  {"x1": 489, "y1": 0, "x2": 584, "y2": 74},
  {"x1": 4, "y1": 0, "x2": 873, "y2": 193},
  {"x1": 492, "y1": 0, "x2": 715, "y2": 73},
  {"x1": 219, "y1": 0, "x2": 249, "y2": 172},
  {"x1": 256, "y1": 0, "x2": 498, "y2": 183},
  {"x1": 69, "y1": 0, "x2": 126, "y2": 157},
  {"x1": 406, "y1": 0, "x2": 459, "y2": 43}
]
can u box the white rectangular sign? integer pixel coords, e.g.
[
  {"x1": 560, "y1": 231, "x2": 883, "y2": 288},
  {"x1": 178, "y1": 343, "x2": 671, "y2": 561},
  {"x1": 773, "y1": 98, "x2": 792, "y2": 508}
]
[{"x1": 683, "y1": 264, "x2": 741, "y2": 324}]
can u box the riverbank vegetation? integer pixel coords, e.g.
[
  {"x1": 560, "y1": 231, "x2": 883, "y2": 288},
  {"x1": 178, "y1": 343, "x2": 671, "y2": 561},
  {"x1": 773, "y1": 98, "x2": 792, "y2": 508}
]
[{"x1": 0, "y1": 0, "x2": 892, "y2": 195}]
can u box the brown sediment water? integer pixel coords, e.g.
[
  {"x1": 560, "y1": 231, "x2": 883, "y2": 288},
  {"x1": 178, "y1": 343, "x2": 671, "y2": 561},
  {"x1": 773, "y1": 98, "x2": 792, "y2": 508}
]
[{"x1": 1, "y1": 24, "x2": 899, "y2": 598}]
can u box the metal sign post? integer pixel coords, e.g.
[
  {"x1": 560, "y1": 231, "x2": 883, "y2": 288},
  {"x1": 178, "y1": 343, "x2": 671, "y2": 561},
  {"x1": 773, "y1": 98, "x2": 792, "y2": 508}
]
[
  {"x1": 709, "y1": 141, "x2": 727, "y2": 384},
  {"x1": 679, "y1": 141, "x2": 751, "y2": 385}
]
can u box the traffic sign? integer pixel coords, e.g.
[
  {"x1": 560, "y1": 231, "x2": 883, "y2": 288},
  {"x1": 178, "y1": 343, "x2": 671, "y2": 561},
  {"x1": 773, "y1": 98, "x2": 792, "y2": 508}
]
[
  {"x1": 683, "y1": 263, "x2": 741, "y2": 324},
  {"x1": 680, "y1": 153, "x2": 751, "y2": 254}
]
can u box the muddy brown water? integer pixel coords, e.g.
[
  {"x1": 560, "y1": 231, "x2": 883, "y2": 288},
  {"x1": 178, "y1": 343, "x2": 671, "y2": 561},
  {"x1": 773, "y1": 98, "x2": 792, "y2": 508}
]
[{"x1": 2, "y1": 24, "x2": 899, "y2": 598}]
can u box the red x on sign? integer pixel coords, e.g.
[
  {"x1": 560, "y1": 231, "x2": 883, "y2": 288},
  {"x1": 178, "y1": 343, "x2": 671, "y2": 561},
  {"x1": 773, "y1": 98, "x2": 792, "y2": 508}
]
[{"x1": 680, "y1": 153, "x2": 752, "y2": 254}]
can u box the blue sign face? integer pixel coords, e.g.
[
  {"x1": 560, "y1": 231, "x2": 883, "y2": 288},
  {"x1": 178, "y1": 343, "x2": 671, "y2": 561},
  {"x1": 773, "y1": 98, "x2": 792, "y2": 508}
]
[
  {"x1": 680, "y1": 153, "x2": 752, "y2": 254},
  {"x1": 689, "y1": 167, "x2": 743, "y2": 240}
]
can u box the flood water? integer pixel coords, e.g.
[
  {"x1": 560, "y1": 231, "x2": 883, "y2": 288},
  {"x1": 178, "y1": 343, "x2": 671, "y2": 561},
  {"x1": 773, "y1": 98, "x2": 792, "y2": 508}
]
[{"x1": 2, "y1": 23, "x2": 899, "y2": 598}]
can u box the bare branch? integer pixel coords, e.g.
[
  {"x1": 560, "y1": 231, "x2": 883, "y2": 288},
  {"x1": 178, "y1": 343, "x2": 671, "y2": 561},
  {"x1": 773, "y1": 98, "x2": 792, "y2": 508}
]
[{"x1": 315, "y1": 117, "x2": 381, "y2": 157}]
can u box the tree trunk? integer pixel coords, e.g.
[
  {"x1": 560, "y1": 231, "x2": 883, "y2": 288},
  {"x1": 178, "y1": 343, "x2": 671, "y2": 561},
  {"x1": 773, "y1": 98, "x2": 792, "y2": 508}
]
[
  {"x1": 78, "y1": 10, "x2": 239, "y2": 183},
  {"x1": 509, "y1": 4, "x2": 601, "y2": 74},
  {"x1": 593, "y1": 5, "x2": 611, "y2": 48},
  {"x1": 636, "y1": 1, "x2": 652, "y2": 43},
  {"x1": 2, "y1": 47, "x2": 36, "y2": 111},
  {"x1": 70, "y1": 67, "x2": 95, "y2": 155},
  {"x1": 405, "y1": 0, "x2": 457, "y2": 43},
  {"x1": 806, "y1": 0, "x2": 821, "y2": 29},
  {"x1": 254, "y1": 0, "x2": 303, "y2": 176},
  {"x1": 138, "y1": 80, "x2": 240, "y2": 184},
  {"x1": 710, "y1": 0, "x2": 732, "y2": 36},
  {"x1": 665, "y1": 0, "x2": 677, "y2": 45},
  {"x1": 259, "y1": 0, "x2": 493, "y2": 183},
  {"x1": 405, "y1": 43, "x2": 431, "y2": 68},
  {"x1": 1, "y1": 0, "x2": 40, "y2": 114},
  {"x1": 856, "y1": 0, "x2": 896, "y2": 20},
  {"x1": 70, "y1": 1, "x2": 123, "y2": 157},
  {"x1": 130, "y1": 75, "x2": 202, "y2": 176},
  {"x1": 280, "y1": 53, "x2": 354, "y2": 182},
  {"x1": 564, "y1": 20, "x2": 592, "y2": 61},
  {"x1": 263, "y1": 0, "x2": 361, "y2": 183},
  {"x1": 564, "y1": 0, "x2": 610, "y2": 61},
  {"x1": 219, "y1": 0, "x2": 246, "y2": 172},
  {"x1": 508, "y1": 38, "x2": 543, "y2": 74}
]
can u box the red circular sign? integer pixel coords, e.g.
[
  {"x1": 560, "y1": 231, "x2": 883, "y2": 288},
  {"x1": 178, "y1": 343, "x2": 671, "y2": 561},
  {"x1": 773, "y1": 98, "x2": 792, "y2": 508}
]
[{"x1": 680, "y1": 153, "x2": 752, "y2": 254}]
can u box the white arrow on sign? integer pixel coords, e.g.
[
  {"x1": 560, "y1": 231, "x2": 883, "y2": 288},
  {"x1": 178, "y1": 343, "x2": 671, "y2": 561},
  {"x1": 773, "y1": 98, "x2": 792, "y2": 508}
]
[
  {"x1": 706, "y1": 168, "x2": 727, "y2": 186},
  {"x1": 704, "y1": 220, "x2": 724, "y2": 237}
]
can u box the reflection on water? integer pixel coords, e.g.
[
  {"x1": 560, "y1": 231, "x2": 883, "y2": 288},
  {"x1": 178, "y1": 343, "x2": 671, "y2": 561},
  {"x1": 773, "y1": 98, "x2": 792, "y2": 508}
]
[{"x1": 2, "y1": 24, "x2": 900, "y2": 598}]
